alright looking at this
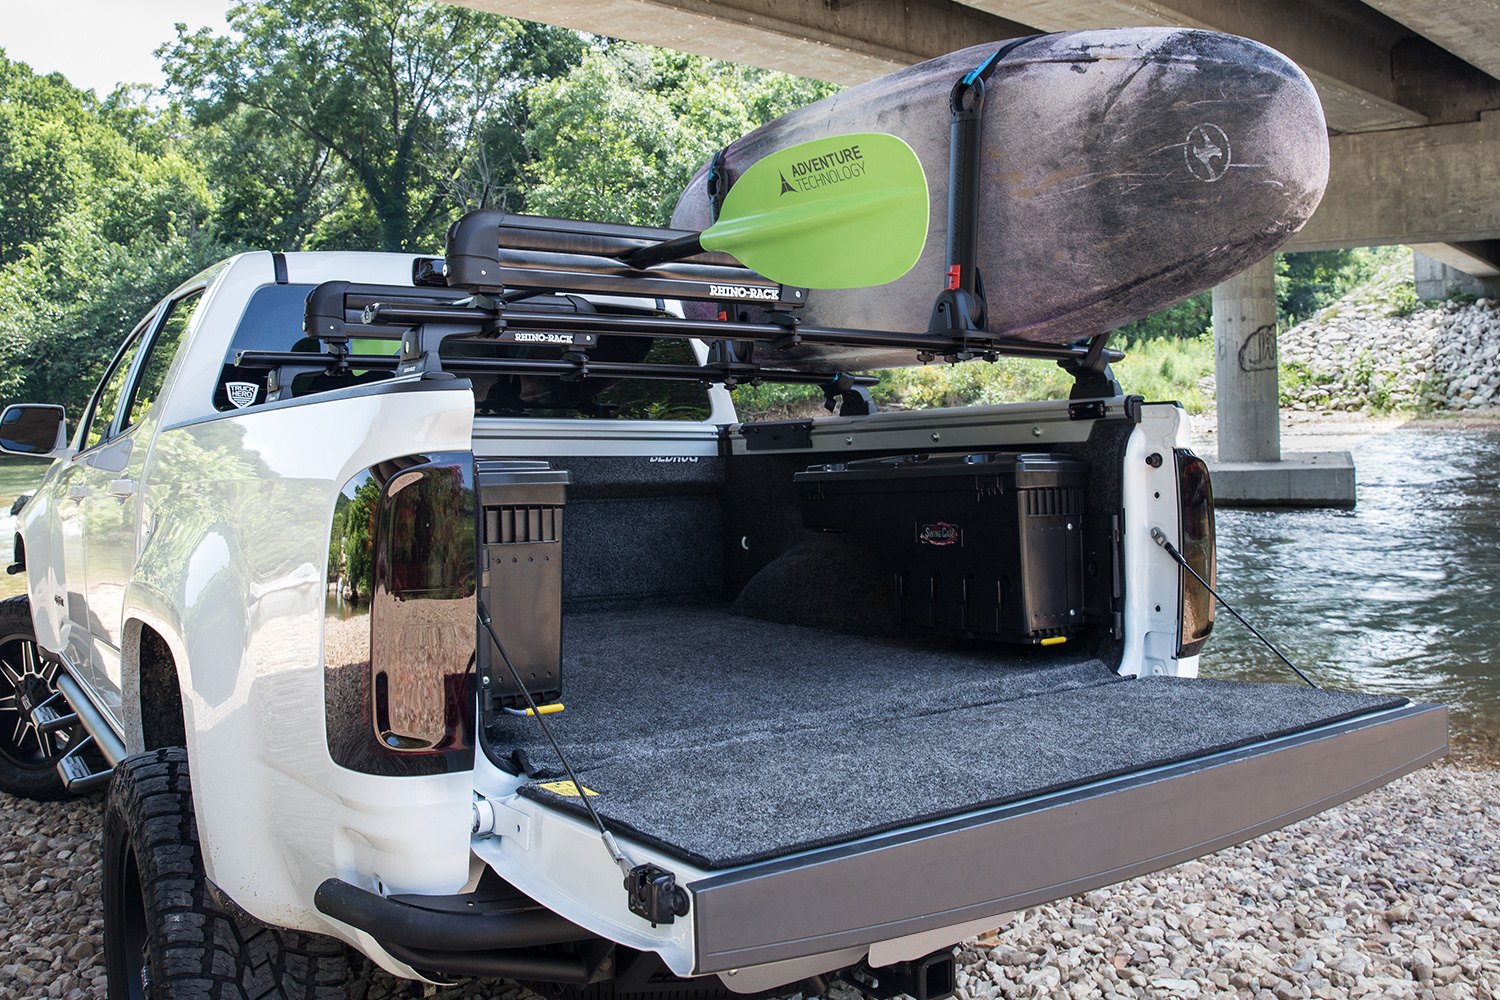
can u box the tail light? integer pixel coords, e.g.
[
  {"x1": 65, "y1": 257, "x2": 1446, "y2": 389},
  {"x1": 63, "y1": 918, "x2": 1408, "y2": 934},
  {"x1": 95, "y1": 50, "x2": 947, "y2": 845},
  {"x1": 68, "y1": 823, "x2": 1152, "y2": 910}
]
[
  {"x1": 1175, "y1": 448, "x2": 1216, "y2": 657},
  {"x1": 325, "y1": 452, "x2": 476, "y2": 776}
]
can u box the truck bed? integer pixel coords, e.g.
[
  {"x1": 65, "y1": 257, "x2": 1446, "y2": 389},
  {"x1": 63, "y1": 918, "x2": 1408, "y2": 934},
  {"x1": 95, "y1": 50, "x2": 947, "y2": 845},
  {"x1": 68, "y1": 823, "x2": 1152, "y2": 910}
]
[{"x1": 487, "y1": 605, "x2": 1406, "y2": 869}]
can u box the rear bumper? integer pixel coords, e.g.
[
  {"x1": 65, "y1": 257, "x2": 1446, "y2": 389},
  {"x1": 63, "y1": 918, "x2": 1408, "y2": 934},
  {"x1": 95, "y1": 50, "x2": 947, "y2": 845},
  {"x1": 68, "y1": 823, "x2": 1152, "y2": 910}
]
[
  {"x1": 313, "y1": 877, "x2": 599, "y2": 983},
  {"x1": 688, "y1": 703, "x2": 1446, "y2": 974}
]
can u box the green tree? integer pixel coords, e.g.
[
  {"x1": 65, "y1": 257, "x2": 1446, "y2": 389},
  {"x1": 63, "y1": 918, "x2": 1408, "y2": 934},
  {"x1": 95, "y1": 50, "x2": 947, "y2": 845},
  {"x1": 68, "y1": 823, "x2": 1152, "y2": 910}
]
[
  {"x1": 524, "y1": 43, "x2": 836, "y2": 226},
  {"x1": 524, "y1": 51, "x2": 693, "y2": 226},
  {"x1": 192, "y1": 107, "x2": 345, "y2": 251},
  {"x1": 1114, "y1": 290, "x2": 1212, "y2": 347},
  {"x1": 160, "y1": 0, "x2": 584, "y2": 251},
  {"x1": 1276, "y1": 250, "x2": 1363, "y2": 326},
  {"x1": 330, "y1": 474, "x2": 382, "y2": 602},
  {"x1": 0, "y1": 53, "x2": 221, "y2": 414},
  {"x1": 1114, "y1": 248, "x2": 1391, "y2": 348},
  {"x1": 0, "y1": 51, "x2": 98, "y2": 264}
]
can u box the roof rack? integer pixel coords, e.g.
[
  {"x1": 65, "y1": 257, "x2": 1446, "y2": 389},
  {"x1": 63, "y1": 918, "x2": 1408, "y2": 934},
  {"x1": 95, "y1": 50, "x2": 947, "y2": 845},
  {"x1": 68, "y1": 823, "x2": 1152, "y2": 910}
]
[{"x1": 233, "y1": 211, "x2": 1124, "y2": 416}]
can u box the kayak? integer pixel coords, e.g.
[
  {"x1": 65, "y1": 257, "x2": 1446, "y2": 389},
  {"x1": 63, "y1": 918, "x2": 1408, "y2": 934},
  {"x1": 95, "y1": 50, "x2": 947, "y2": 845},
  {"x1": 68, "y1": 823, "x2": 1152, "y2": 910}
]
[{"x1": 670, "y1": 28, "x2": 1329, "y2": 370}]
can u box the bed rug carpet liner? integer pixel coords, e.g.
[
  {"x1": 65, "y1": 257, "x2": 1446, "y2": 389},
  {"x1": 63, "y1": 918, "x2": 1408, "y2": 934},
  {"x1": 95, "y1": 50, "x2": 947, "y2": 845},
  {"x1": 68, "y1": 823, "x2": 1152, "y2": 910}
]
[{"x1": 492, "y1": 606, "x2": 1406, "y2": 869}]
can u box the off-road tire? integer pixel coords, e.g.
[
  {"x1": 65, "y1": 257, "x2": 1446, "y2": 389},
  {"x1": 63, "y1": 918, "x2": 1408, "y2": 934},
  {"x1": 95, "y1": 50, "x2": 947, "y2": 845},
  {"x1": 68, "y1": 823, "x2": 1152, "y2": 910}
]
[
  {"x1": 0, "y1": 594, "x2": 70, "y2": 801},
  {"x1": 102, "y1": 747, "x2": 348, "y2": 999}
]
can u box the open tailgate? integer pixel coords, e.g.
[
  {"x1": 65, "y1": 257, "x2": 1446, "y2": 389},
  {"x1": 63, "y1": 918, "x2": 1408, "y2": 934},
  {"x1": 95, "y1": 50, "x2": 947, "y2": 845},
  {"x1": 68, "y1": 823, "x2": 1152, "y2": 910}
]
[
  {"x1": 475, "y1": 677, "x2": 1445, "y2": 978},
  {"x1": 687, "y1": 702, "x2": 1444, "y2": 973}
]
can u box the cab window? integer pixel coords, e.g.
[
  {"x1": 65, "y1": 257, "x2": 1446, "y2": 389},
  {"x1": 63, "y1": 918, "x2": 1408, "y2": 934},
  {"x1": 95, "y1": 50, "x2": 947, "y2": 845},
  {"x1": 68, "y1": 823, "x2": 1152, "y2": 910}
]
[
  {"x1": 216, "y1": 284, "x2": 712, "y2": 420},
  {"x1": 81, "y1": 320, "x2": 152, "y2": 451},
  {"x1": 122, "y1": 291, "x2": 202, "y2": 431}
]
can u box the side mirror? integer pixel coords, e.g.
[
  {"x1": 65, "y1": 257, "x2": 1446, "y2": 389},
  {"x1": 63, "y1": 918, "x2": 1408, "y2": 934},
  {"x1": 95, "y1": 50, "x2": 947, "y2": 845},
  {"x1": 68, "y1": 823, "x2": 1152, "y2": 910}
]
[{"x1": 0, "y1": 404, "x2": 67, "y2": 457}]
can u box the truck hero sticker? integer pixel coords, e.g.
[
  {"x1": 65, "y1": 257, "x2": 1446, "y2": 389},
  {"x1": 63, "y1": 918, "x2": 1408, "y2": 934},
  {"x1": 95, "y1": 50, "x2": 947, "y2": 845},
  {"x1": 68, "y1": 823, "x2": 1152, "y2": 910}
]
[{"x1": 779, "y1": 143, "x2": 866, "y2": 195}]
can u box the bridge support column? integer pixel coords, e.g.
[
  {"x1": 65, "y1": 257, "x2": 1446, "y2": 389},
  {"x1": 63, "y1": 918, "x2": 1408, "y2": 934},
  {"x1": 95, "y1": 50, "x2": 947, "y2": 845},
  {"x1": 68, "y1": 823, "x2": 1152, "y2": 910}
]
[
  {"x1": 1206, "y1": 256, "x2": 1357, "y2": 508},
  {"x1": 1212, "y1": 256, "x2": 1281, "y2": 463}
]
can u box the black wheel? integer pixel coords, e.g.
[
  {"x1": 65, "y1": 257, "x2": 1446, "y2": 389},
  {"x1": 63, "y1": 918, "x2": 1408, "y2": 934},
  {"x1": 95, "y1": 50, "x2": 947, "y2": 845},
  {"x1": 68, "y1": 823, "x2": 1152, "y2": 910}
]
[
  {"x1": 0, "y1": 594, "x2": 71, "y2": 801},
  {"x1": 103, "y1": 747, "x2": 348, "y2": 999}
]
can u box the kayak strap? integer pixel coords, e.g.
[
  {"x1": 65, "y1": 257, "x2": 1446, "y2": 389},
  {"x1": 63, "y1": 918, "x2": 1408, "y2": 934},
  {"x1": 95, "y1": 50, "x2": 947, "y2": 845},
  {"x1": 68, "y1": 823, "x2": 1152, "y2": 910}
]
[
  {"x1": 705, "y1": 147, "x2": 729, "y2": 223},
  {"x1": 962, "y1": 35, "x2": 1046, "y2": 88},
  {"x1": 928, "y1": 34, "x2": 1047, "y2": 349}
]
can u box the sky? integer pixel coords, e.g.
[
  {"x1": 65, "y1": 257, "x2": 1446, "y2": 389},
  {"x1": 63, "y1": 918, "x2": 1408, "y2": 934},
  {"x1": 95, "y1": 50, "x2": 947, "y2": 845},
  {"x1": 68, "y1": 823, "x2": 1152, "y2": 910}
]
[{"x1": 1, "y1": 0, "x2": 234, "y2": 93}]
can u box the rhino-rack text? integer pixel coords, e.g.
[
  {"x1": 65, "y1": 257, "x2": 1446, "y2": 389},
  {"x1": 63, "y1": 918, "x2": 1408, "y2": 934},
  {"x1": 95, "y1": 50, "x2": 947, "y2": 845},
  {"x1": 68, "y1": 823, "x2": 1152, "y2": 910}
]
[
  {"x1": 505, "y1": 331, "x2": 597, "y2": 346},
  {"x1": 709, "y1": 283, "x2": 781, "y2": 301}
]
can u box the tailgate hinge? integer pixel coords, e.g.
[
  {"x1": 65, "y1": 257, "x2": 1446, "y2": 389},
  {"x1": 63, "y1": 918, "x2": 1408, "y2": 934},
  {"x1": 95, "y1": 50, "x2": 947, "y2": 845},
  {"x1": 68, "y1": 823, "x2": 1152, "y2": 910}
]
[
  {"x1": 472, "y1": 796, "x2": 533, "y2": 850},
  {"x1": 625, "y1": 864, "x2": 690, "y2": 927}
]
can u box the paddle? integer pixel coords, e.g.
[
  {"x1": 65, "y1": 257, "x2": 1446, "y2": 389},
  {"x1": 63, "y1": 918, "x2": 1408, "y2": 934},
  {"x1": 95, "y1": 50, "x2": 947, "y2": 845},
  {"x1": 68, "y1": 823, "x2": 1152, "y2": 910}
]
[{"x1": 621, "y1": 132, "x2": 929, "y2": 290}]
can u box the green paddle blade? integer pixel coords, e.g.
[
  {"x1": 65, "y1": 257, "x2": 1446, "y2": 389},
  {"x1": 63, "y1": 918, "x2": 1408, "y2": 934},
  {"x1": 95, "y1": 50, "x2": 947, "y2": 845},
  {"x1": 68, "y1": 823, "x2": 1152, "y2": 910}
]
[{"x1": 701, "y1": 132, "x2": 929, "y2": 290}]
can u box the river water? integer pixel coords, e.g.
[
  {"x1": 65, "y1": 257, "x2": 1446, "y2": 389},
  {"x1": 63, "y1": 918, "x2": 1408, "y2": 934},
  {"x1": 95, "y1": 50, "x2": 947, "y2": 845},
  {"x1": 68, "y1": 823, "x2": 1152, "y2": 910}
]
[{"x1": 1198, "y1": 425, "x2": 1500, "y2": 761}]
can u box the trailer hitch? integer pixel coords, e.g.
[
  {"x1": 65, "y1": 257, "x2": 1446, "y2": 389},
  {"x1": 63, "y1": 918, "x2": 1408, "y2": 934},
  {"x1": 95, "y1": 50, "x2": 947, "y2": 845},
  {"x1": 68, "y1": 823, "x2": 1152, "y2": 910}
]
[{"x1": 625, "y1": 864, "x2": 690, "y2": 927}]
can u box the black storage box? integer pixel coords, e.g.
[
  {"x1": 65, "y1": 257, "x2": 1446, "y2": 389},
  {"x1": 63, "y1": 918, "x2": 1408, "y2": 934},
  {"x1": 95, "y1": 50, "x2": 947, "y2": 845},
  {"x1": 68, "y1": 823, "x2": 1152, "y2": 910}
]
[
  {"x1": 476, "y1": 460, "x2": 569, "y2": 709},
  {"x1": 795, "y1": 452, "x2": 1088, "y2": 643}
]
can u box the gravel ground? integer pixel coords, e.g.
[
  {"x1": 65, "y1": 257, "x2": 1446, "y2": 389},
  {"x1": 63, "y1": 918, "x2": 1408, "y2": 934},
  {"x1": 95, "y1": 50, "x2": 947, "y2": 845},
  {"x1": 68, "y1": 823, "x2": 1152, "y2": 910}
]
[{"x1": 2, "y1": 763, "x2": 1495, "y2": 1000}]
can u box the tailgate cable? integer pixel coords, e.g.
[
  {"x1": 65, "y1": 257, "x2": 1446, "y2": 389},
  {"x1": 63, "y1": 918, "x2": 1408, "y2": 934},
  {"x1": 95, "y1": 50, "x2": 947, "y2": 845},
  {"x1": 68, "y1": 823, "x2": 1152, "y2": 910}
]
[
  {"x1": 1151, "y1": 528, "x2": 1319, "y2": 689},
  {"x1": 477, "y1": 598, "x2": 691, "y2": 926}
]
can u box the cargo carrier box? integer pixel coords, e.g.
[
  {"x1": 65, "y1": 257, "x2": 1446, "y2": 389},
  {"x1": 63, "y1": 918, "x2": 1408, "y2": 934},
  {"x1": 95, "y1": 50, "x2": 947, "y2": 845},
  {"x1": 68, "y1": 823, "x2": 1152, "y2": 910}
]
[{"x1": 796, "y1": 452, "x2": 1089, "y2": 643}]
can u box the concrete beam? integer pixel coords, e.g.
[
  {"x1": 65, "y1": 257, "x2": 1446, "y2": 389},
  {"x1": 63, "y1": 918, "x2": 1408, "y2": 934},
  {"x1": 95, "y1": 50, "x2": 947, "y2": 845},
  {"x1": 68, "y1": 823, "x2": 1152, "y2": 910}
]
[
  {"x1": 1412, "y1": 251, "x2": 1500, "y2": 301},
  {"x1": 449, "y1": 0, "x2": 1034, "y2": 84},
  {"x1": 1284, "y1": 112, "x2": 1500, "y2": 251},
  {"x1": 1407, "y1": 241, "x2": 1500, "y2": 278},
  {"x1": 455, "y1": 0, "x2": 1500, "y2": 133},
  {"x1": 1362, "y1": 1, "x2": 1500, "y2": 83},
  {"x1": 962, "y1": 0, "x2": 1433, "y2": 132},
  {"x1": 1412, "y1": 252, "x2": 1500, "y2": 301}
]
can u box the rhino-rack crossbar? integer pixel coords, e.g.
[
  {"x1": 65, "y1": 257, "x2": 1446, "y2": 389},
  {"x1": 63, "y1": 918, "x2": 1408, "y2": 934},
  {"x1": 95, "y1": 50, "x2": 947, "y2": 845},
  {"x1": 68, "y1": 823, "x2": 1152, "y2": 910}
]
[{"x1": 233, "y1": 211, "x2": 1124, "y2": 412}]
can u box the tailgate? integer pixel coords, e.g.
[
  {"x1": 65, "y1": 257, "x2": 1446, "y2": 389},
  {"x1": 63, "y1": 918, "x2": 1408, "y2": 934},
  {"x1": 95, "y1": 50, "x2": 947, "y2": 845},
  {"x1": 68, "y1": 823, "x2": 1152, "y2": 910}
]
[
  {"x1": 687, "y1": 702, "x2": 1444, "y2": 973},
  {"x1": 476, "y1": 676, "x2": 1445, "y2": 978}
]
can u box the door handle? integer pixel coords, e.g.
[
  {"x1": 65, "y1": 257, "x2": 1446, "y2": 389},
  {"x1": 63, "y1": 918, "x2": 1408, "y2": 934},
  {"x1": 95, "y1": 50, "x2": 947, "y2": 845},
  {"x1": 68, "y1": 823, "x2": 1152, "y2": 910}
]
[
  {"x1": 66, "y1": 484, "x2": 91, "y2": 502},
  {"x1": 107, "y1": 479, "x2": 136, "y2": 499}
]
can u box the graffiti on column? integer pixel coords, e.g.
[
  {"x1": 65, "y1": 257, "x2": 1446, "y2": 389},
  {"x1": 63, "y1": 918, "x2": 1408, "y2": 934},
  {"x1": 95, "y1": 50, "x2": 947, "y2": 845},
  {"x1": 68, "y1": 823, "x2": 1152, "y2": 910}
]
[{"x1": 1238, "y1": 323, "x2": 1277, "y2": 372}]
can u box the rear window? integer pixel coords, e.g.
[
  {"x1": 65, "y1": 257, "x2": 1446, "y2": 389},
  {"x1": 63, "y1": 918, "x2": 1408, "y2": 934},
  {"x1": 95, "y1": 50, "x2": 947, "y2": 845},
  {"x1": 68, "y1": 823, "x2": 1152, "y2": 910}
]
[
  {"x1": 217, "y1": 283, "x2": 712, "y2": 420},
  {"x1": 214, "y1": 283, "x2": 319, "y2": 411}
]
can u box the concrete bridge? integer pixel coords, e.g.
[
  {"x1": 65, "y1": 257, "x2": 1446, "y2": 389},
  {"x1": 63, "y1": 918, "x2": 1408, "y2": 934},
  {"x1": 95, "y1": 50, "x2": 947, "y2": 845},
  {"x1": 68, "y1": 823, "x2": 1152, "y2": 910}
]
[{"x1": 456, "y1": 0, "x2": 1500, "y2": 504}]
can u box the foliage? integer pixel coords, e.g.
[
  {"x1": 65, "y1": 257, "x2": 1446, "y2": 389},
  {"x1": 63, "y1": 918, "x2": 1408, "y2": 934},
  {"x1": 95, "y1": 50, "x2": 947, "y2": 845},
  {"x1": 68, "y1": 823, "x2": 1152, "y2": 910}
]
[
  {"x1": 1278, "y1": 359, "x2": 1330, "y2": 408},
  {"x1": 329, "y1": 475, "x2": 382, "y2": 602},
  {"x1": 524, "y1": 43, "x2": 836, "y2": 226},
  {"x1": 1115, "y1": 247, "x2": 1410, "y2": 349},
  {"x1": 1386, "y1": 280, "x2": 1420, "y2": 318},
  {"x1": 734, "y1": 334, "x2": 1217, "y2": 419},
  {"x1": 0, "y1": 220, "x2": 223, "y2": 413},
  {"x1": 1112, "y1": 334, "x2": 1215, "y2": 412},
  {"x1": 1275, "y1": 247, "x2": 1412, "y2": 326},
  {"x1": 0, "y1": 52, "x2": 223, "y2": 415},
  {"x1": 1114, "y1": 291, "x2": 1211, "y2": 347},
  {"x1": 1277, "y1": 250, "x2": 1357, "y2": 326},
  {"x1": 523, "y1": 51, "x2": 695, "y2": 226},
  {"x1": 0, "y1": 15, "x2": 838, "y2": 416},
  {"x1": 731, "y1": 381, "x2": 826, "y2": 421},
  {"x1": 160, "y1": 0, "x2": 584, "y2": 251},
  {"x1": 0, "y1": 55, "x2": 95, "y2": 266},
  {"x1": 0, "y1": 10, "x2": 1424, "y2": 425}
]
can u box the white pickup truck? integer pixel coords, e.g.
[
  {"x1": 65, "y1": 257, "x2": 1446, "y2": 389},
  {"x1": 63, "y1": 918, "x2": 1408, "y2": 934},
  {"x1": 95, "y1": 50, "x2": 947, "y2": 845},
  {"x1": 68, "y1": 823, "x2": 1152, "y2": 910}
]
[{"x1": 0, "y1": 212, "x2": 1445, "y2": 1000}]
